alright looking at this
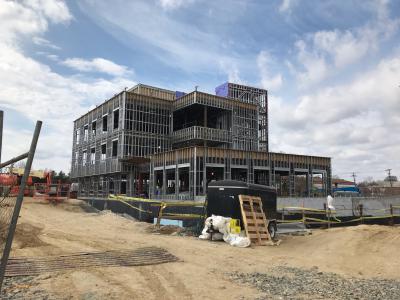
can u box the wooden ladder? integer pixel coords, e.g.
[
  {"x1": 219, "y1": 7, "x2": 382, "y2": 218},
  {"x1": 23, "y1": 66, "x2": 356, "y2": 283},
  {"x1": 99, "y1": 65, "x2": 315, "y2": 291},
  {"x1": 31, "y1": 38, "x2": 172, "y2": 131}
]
[{"x1": 239, "y1": 195, "x2": 275, "y2": 246}]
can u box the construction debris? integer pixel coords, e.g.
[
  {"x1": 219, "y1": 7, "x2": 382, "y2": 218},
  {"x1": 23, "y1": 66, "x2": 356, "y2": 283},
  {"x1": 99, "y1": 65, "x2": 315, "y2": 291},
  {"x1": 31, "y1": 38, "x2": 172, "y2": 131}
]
[
  {"x1": 231, "y1": 266, "x2": 400, "y2": 300},
  {"x1": 5, "y1": 247, "x2": 178, "y2": 277},
  {"x1": 199, "y1": 215, "x2": 251, "y2": 247}
]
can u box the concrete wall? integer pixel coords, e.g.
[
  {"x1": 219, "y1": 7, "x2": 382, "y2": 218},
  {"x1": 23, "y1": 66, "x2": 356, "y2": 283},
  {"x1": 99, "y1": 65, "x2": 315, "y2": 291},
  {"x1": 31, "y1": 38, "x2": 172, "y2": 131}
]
[{"x1": 278, "y1": 196, "x2": 400, "y2": 217}]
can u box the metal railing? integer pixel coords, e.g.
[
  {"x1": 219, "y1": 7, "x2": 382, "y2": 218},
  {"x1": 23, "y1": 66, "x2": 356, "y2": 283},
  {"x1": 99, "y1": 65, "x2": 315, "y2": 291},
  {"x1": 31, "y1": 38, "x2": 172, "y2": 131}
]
[
  {"x1": 0, "y1": 110, "x2": 42, "y2": 291},
  {"x1": 172, "y1": 126, "x2": 232, "y2": 144}
]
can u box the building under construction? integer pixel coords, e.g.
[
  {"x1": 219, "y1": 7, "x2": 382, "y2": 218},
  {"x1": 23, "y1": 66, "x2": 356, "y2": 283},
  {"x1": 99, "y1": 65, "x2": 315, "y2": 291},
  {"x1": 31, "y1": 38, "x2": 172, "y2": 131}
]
[{"x1": 70, "y1": 83, "x2": 331, "y2": 199}]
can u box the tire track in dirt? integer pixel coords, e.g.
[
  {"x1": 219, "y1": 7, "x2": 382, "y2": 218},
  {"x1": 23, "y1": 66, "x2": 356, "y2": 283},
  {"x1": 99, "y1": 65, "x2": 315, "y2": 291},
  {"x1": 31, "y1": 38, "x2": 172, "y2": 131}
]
[
  {"x1": 137, "y1": 265, "x2": 192, "y2": 299},
  {"x1": 152, "y1": 264, "x2": 192, "y2": 299}
]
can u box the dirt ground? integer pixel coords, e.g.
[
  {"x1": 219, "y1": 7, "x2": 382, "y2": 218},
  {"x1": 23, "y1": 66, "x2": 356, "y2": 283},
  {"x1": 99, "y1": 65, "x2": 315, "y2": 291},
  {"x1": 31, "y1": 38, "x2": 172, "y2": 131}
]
[{"x1": 5, "y1": 198, "x2": 400, "y2": 299}]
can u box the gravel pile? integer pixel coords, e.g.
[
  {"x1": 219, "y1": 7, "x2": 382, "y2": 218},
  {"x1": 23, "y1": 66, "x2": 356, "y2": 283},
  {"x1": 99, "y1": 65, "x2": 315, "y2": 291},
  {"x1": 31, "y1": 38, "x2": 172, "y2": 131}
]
[
  {"x1": 1, "y1": 275, "x2": 61, "y2": 300},
  {"x1": 231, "y1": 266, "x2": 400, "y2": 300}
]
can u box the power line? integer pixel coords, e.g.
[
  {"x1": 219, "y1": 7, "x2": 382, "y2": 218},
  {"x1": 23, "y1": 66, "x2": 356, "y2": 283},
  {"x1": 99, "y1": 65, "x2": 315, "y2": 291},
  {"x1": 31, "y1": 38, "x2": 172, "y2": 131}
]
[
  {"x1": 385, "y1": 169, "x2": 393, "y2": 187},
  {"x1": 351, "y1": 172, "x2": 357, "y2": 185}
]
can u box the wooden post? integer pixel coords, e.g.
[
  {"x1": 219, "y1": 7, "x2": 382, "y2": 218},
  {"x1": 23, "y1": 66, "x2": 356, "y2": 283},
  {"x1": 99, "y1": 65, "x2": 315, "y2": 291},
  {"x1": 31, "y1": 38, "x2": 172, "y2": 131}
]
[
  {"x1": 103, "y1": 200, "x2": 108, "y2": 210},
  {"x1": 156, "y1": 202, "x2": 166, "y2": 227},
  {"x1": 359, "y1": 204, "x2": 363, "y2": 224},
  {"x1": 302, "y1": 208, "x2": 305, "y2": 226},
  {"x1": 327, "y1": 209, "x2": 331, "y2": 229},
  {"x1": 323, "y1": 203, "x2": 329, "y2": 228},
  {"x1": 282, "y1": 207, "x2": 285, "y2": 222}
]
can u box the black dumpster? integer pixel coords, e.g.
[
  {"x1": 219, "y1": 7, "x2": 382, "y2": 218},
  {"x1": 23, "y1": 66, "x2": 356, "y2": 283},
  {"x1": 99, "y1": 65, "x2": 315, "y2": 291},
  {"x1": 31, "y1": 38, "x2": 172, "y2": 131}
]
[{"x1": 207, "y1": 180, "x2": 277, "y2": 220}]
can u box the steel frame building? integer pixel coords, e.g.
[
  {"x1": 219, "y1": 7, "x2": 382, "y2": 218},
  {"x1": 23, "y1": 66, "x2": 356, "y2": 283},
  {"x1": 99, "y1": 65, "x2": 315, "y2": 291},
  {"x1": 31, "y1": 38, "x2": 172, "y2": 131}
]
[{"x1": 71, "y1": 83, "x2": 331, "y2": 199}]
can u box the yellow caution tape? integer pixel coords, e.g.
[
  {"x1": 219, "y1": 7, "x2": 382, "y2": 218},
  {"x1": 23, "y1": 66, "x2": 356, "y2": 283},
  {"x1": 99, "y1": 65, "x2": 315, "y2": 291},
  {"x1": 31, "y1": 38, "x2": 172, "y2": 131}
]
[
  {"x1": 110, "y1": 194, "x2": 162, "y2": 204},
  {"x1": 107, "y1": 195, "x2": 206, "y2": 220},
  {"x1": 150, "y1": 201, "x2": 205, "y2": 207},
  {"x1": 278, "y1": 206, "x2": 337, "y2": 214},
  {"x1": 112, "y1": 197, "x2": 152, "y2": 214},
  {"x1": 107, "y1": 196, "x2": 399, "y2": 223},
  {"x1": 162, "y1": 212, "x2": 204, "y2": 219},
  {"x1": 277, "y1": 219, "x2": 304, "y2": 223},
  {"x1": 278, "y1": 214, "x2": 400, "y2": 225},
  {"x1": 110, "y1": 194, "x2": 205, "y2": 207},
  {"x1": 340, "y1": 218, "x2": 362, "y2": 223},
  {"x1": 304, "y1": 217, "x2": 340, "y2": 223}
]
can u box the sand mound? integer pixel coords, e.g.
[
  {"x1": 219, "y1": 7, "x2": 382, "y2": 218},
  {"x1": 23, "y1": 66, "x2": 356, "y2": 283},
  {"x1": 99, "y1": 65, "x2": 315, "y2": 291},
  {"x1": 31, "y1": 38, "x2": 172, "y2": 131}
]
[
  {"x1": 13, "y1": 223, "x2": 48, "y2": 248},
  {"x1": 280, "y1": 225, "x2": 400, "y2": 278}
]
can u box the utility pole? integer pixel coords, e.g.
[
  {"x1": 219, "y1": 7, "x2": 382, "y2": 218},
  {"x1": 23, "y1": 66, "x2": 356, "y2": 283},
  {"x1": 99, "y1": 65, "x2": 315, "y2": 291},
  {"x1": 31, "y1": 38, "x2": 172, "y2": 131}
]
[
  {"x1": 385, "y1": 169, "x2": 393, "y2": 187},
  {"x1": 351, "y1": 172, "x2": 357, "y2": 186}
]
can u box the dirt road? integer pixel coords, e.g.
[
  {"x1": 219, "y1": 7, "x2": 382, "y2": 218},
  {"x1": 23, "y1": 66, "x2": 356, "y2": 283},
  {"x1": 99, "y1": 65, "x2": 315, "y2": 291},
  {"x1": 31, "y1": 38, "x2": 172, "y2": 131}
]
[{"x1": 3, "y1": 198, "x2": 400, "y2": 299}]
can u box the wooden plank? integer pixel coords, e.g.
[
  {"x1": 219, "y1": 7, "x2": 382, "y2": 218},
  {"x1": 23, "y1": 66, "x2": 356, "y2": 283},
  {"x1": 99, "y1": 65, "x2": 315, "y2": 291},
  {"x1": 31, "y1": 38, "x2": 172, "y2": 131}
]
[
  {"x1": 247, "y1": 228, "x2": 268, "y2": 233},
  {"x1": 248, "y1": 233, "x2": 270, "y2": 239},
  {"x1": 244, "y1": 212, "x2": 265, "y2": 218},
  {"x1": 246, "y1": 219, "x2": 267, "y2": 225}
]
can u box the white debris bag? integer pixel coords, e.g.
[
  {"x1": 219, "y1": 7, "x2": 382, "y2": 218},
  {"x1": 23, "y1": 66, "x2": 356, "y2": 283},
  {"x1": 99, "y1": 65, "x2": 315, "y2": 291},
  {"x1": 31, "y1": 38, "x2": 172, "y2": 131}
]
[
  {"x1": 199, "y1": 215, "x2": 250, "y2": 247},
  {"x1": 327, "y1": 195, "x2": 335, "y2": 210}
]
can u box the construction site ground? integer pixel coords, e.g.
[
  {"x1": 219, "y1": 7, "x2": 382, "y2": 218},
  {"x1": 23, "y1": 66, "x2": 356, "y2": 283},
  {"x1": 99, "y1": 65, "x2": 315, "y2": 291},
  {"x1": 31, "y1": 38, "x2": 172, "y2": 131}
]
[{"x1": 3, "y1": 198, "x2": 400, "y2": 299}]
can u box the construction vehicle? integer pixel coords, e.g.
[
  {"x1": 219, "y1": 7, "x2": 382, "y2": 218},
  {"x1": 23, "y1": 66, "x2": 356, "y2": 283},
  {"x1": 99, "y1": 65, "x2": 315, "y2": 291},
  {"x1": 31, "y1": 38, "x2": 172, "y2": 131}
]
[
  {"x1": 1, "y1": 167, "x2": 70, "y2": 203},
  {"x1": 0, "y1": 168, "x2": 39, "y2": 196},
  {"x1": 33, "y1": 171, "x2": 70, "y2": 203}
]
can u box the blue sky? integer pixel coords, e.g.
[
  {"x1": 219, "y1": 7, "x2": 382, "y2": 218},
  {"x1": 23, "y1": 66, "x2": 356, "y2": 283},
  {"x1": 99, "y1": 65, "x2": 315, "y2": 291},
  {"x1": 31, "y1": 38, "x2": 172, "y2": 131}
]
[{"x1": 0, "y1": 0, "x2": 400, "y2": 182}]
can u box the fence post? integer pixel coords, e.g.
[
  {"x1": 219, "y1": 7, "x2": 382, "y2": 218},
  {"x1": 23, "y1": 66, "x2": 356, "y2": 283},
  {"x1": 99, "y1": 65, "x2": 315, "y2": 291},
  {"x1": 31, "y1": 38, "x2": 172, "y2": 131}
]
[
  {"x1": 282, "y1": 207, "x2": 285, "y2": 222},
  {"x1": 390, "y1": 204, "x2": 394, "y2": 226},
  {"x1": 323, "y1": 203, "x2": 330, "y2": 228},
  {"x1": 328, "y1": 209, "x2": 331, "y2": 229},
  {"x1": 157, "y1": 203, "x2": 166, "y2": 228},
  {"x1": 0, "y1": 121, "x2": 41, "y2": 291},
  {"x1": 0, "y1": 111, "x2": 3, "y2": 167},
  {"x1": 359, "y1": 204, "x2": 363, "y2": 225},
  {"x1": 302, "y1": 208, "x2": 305, "y2": 226}
]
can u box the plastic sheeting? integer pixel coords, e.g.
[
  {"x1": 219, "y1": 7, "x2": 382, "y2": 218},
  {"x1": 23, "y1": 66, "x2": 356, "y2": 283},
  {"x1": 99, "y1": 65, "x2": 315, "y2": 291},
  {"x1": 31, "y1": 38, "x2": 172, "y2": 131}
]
[{"x1": 199, "y1": 215, "x2": 250, "y2": 248}]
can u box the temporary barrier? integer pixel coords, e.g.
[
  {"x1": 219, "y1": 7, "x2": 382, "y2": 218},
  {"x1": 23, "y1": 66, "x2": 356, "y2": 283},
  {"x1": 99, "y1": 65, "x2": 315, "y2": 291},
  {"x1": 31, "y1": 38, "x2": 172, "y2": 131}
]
[
  {"x1": 107, "y1": 194, "x2": 206, "y2": 226},
  {"x1": 278, "y1": 204, "x2": 400, "y2": 227},
  {"x1": 0, "y1": 111, "x2": 42, "y2": 292}
]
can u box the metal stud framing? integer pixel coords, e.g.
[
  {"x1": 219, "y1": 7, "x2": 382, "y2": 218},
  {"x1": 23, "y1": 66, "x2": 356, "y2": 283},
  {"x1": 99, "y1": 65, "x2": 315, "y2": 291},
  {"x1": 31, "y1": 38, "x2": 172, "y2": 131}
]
[{"x1": 71, "y1": 83, "x2": 331, "y2": 199}]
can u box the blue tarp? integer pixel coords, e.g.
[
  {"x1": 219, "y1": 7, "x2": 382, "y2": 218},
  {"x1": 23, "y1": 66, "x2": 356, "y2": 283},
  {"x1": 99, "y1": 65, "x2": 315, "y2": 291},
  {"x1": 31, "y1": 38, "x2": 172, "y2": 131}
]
[
  {"x1": 333, "y1": 186, "x2": 361, "y2": 194},
  {"x1": 215, "y1": 82, "x2": 229, "y2": 97},
  {"x1": 175, "y1": 91, "x2": 186, "y2": 99}
]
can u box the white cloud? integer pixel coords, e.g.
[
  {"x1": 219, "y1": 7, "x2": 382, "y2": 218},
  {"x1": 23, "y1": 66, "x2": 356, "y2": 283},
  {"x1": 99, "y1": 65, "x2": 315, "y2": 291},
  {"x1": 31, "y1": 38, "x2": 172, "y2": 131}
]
[
  {"x1": 218, "y1": 59, "x2": 244, "y2": 84},
  {"x1": 269, "y1": 54, "x2": 400, "y2": 180},
  {"x1": 290, "y1": 0, "x2": 400, "y2": 88},
  {"x1": 0, "y1": 1, "x2": 135, "y2": 172},
  {"x1": 62, "y1": 57, "x2": 133, "y2": 77},
  {"x1": 257, "y1": 51, "x2": 283, "y2": 91},
  {"x1": 77, "y1": 1, "x2": 248, "y2": 74},
  {"x1": 279, "y1": 0, "x2": 298, "y2": 13},
  {"x1": 158, "y1": 0, "x2": 194, "y2": 10},
  {"x1": 47, "y1": 54, "x2": 59, "y2": 61},
  {"x1": 0, "y1": 0, "x2": 72, "y2": 42},
  {"x1": 33, "y1": 36, "x2": 61, "y2": 50},
  {"x1": 24, "y1": 0, "x2": 73, "y2": 24}
]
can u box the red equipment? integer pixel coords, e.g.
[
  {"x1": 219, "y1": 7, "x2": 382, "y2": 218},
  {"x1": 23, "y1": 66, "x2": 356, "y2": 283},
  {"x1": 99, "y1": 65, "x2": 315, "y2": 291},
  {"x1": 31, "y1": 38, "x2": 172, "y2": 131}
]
[
  {"x1": 0, "y1": 173, "x2": 33, "y2": 196},
  {"x1": 33, "y1": 171, "x2": 70, "y2": 203}
]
